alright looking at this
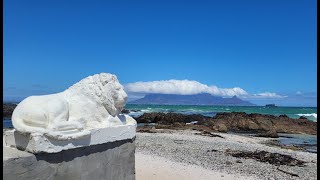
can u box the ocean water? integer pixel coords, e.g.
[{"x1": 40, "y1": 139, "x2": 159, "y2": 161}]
[
  {"x1": 3, "y1": 104, "x2": 317, "y2": 153},
  {"x1": 124, "y1": 104, "x2": 317, "y2": 153},
  {"x1": 277, "y1": 133, "x2": 317, "y2": 153},
  {"x1": 124, "y1": 104, "x2": 317, "y2": 122},
  {"x1": 3, "y1": 118, "x2": 13, "y2": 128}
]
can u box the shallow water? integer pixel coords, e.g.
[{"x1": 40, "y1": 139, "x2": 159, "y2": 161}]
[
  {"x1": 125, "y1": 104, "x2": 317, "y2": 121},
  {"x1": 277, "y1": 133, "x2": 317, "y2": 153}
]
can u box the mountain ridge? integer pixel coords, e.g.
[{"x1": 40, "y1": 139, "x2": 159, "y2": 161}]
[{"x1": 129, "y1": 93, "x2": 256, "y2": 106}]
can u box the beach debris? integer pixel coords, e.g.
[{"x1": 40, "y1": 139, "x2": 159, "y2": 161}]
[
  {"x1": 186, "y1": 121, "x2": 198, "y2": 125},
  {"x1": 137, "y1": 129, "x2": 156, "y2": 133},
  {"x1": 195, "y1": 131, "x2": 224, "y2": 138},
  {"x1": 173, "y1": 140, "x2": 184, "y2": 144},
  {"x1": 137, "y1": 127, "x2": 157, "y2": 133},
  {"x1": 206, "y1": 149, "x2": 218, "y2": 152},
  {"x1": 225, "y1": 150, "x2": 306, "y2": 167},
  {"x1": 276, "y1": 167, "x2": 299, "y2": 177}
]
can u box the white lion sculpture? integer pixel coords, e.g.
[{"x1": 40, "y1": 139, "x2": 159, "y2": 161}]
[{"x1": 12, "y1": 73, "x2": 137, "y2": 140}]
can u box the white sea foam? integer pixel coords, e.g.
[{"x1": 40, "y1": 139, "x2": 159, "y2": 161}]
[
  {"x1": 296, "y1": 113, "x2": 317, "y2": 119},
  {"x1": 141, "y1": 109, "x2": 150, "y2": 112},
  {"x1": 186, "y1": 109, "x2": 204, "y2": 112}
]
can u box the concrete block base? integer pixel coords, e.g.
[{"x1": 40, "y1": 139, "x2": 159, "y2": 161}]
[
  {"x1": 3, "y1": 138, "x2": 135, "y2": 180},
  {"x1": 4, "y1": 125, "x2": 136, "y2": 153}
]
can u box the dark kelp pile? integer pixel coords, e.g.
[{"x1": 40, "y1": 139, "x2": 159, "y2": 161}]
[{"x1": 225, "y1": 149, "x2": 306, "y2": 167}]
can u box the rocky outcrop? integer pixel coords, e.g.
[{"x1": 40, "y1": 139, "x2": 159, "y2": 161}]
[
  {"x1": 209, "y1": 112, "x2": 317, "y2": 135},
  {"x1": 135, "y1": 112, "x2": 211, "y2": 124},
  {"x1": 3, "y1": 103, "x2": 17, "y2": 119},
  {"x1": 135, "y1": 112, "x2": 317, "y2": 135},
  {"x1": 216, "y1": 124, "x2": 228, "y2": 133},
  {"x1": 256, "y1": 129, "x2": 279, "y2": 138},
  {"x1": 121, "y1": 109, "x2": 130, "y2": 114}
]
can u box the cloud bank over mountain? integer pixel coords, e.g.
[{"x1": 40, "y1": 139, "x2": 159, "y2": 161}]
[{"x1": 125, "y1": 79, "x2": 286, "y2": 99}]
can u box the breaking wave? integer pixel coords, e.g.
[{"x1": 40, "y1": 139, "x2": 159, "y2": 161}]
[{"x1": 296, "y1": 113, "x2": 317, "y2": 119}]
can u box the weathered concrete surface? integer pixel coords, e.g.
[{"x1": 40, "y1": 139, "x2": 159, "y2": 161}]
[
  {"x1": 4, "y1": 125, "x2": 136, "y2": 153},
  {"x1": 3, "y1": 138, "x2": 135, "y2": 180}
]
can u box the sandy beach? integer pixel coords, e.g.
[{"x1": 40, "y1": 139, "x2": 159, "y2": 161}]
[
  {"x1": 136, "y1": 152, "x2": 254, "y2": 180},
  {"x1": 135, "y1": 130, "x2": 317, "y2": 180}
]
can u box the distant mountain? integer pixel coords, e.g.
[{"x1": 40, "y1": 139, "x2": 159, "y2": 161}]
[{"x1": 129, "y1": 93, "x2": 256, "y2": 106}]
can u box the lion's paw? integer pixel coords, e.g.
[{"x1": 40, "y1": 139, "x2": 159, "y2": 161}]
[{"x1": 44, "y1": 129, "x2": 91, "y2": 140}]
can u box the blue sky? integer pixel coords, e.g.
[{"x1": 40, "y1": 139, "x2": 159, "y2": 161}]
[{"x1": 4, "y1": 0, "x2": 317, "y2": 106}]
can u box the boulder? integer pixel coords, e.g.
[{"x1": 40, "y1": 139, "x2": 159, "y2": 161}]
[
  {"x1": 248, "y1": 121, "x2": 259, "y2": 130},
  {"x1": 256, "y1": 129, "x2": 279, "y2": 138},
  {"x1": 299, "y1": 116, "x2": 308, "y2": 120},
  {"x1": 279, "y1": 114, "x2": 289, "y2": 118},
  {"x1": 121, "y1": 109, "x2": 130, "y2": 114},
  {"x1": 217, "y1": 124, "x2": 228, "y2": 133},
  {"x1": 135, "y1": 112, "x2": 211, "y2": 124}
]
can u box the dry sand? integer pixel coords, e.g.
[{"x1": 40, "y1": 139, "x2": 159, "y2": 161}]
[
  {"x1": 134, "y1": 130, "x2": 317, "y2": 180},
  {"x1": 136, "y1": 152, "x2": 254, "y2": 180}
]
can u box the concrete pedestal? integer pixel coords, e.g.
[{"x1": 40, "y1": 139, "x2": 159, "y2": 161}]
[
  {"x1": 4, "y1": 125, "x2": 136, "y2": 153},
  {"x1": 3, "y1": 138, "x2": 135, "y2": 180},
  {"x1": 3, "y1": 126, "x2": 136, "y2": 180}
]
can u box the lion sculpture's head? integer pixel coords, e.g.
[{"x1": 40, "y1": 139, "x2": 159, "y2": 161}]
[{"x1": 67, "y1": 73, "x2": 128, "y2": 117}]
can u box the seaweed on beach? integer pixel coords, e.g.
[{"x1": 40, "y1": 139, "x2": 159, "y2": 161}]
[
  {"x1": 225, "y1": 150, "x2": 306, "y2": 167},
  {"x1": 137, "y1": 127, "x2": 157, "y2": 133},
  {"x1": 194, "y1": 130, "x2": 224, "y2": 138}
]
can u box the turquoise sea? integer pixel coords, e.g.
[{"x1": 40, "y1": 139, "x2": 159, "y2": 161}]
[
  {"x1": 124, "y1": 104, "x2": 317, "y2": 122},
  {"x1": 124, "y1": 104, "x2": 317, "y2": 153},
  {"x1": 3, "y1": 104, "x2": 317, "y2": 153}
]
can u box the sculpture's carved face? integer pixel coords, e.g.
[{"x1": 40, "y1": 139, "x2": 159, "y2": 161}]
[
  {"x1": 99, "y1": 73, "x2": 128, "y2": 113},
  {"x1": 111, "y1": 81, "x2": 128, "y2": 110}
]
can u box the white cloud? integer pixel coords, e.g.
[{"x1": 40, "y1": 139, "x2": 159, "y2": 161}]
[
  {"x1": 125, "y1": 80, "x2": 210, "y2": 95},
  {"x1": 125, "y1": 80, "x2": 248, "y2": 97},
  {"x1": 250, "y1": 92, "x2": 287, "y2": 99},
  {"x1": 125, "y1": 79, "x2": 284, "y2": 99}
]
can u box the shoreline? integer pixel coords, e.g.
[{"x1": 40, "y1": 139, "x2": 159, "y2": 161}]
[{"x1": 135, "y1": 129, "x2": 317, "y2": 180}]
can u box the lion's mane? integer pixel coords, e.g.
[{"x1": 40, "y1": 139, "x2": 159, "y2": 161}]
[{"x1": 65, "y1": 73, "x2": 125, "y2": 117}]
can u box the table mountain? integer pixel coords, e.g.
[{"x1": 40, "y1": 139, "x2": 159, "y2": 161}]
[{"x1": 129, "y1": 93, "x2": 255, "y2": 106}]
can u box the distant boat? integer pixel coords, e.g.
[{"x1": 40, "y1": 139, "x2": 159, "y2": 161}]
[{"x1": 265, "y1": 104, "x2": 277, "y2": 107}]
